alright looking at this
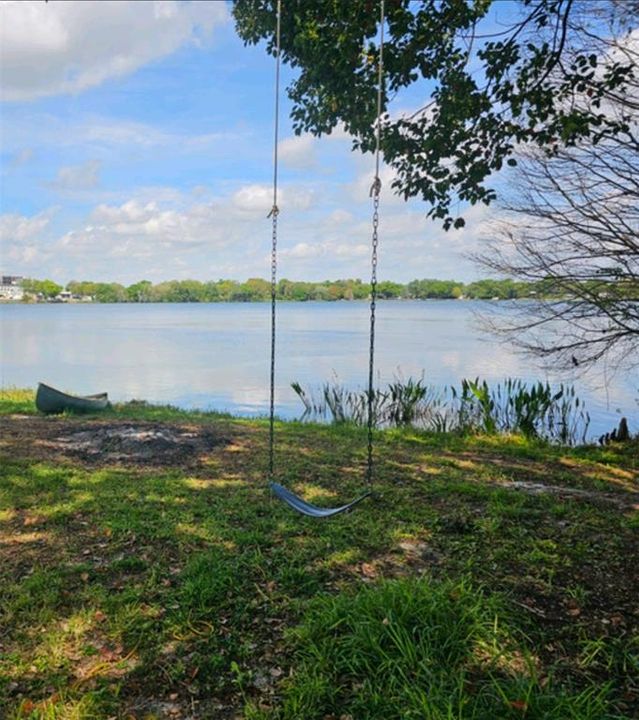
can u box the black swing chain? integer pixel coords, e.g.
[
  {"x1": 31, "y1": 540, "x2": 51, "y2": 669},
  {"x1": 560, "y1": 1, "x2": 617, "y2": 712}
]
[
  {"x1": 268, "y1": 0, "x2": 282, "y2": 481},
  {"x1": 366, "y1": 0, "x2": 385, "y2": 492},
  {"x1": 269, "y1": 205, "x2": 278, "y2": 479},
  {"x1": 366, "y1": 185, "x2": 380, "y2": 490}
]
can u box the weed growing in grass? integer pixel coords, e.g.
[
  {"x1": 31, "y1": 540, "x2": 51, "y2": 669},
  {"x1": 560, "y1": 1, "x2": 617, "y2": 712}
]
[{"x1": 578, "y1": 634, "x2": 639, "y2": 679}]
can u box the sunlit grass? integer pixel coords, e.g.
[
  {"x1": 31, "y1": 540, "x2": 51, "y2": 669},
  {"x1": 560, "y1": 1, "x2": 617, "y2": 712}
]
[{"x1": 0, "y1": 387, "x2": 36, "y2": 414}]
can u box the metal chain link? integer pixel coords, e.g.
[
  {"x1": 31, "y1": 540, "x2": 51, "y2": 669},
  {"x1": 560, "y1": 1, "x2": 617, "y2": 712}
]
[
  {"x1": 366, "y1": 0, "x2": 385, "y2": 492},
  {"x1": 269, "y1": 207, "x2": 278, "y2": 478},
  {"x1": 268, "y1": 0, "x2": 282, "y2": 482},
  {"x1": 366, "y1": 189, "x2": 380, "y2": 489}
]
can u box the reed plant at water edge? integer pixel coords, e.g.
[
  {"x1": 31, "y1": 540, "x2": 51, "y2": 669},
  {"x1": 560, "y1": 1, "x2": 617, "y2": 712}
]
[{"x1": 292, "y1": 376, "x2": 591, "y2": 445}]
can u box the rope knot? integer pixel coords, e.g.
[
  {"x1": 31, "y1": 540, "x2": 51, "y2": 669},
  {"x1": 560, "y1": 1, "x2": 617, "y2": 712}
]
[
  {"x1": 267, "y1": 204, "x2": 280, "y2": 219},
  {"x1": 369, "y1": 176, "x2": 382, "y2": 198}
]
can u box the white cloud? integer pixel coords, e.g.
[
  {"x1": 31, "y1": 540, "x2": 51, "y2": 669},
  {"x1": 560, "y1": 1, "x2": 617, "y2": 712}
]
[
  {"x1": 4, "y1": 242, "x2": 43, "y2": 266},
  {"x1": 285, "y1": 187, "x2": 314, "y2": 211},
  {"x1": 80, "y1": 199, "x2": 228, "y2": 253},
  {"x1": 285, "y1": 242, "x2": 323, "y2": 259},
  {"x1": 349, "y1": 163, "x2": 406, "y2": 205},
  {"x1": 0, "y1": 179, "x2": 497, "y2": 283},
  {"x1": 232, "y1": 184, "x2": 314, "y2": 213},
  {"x1": 324, "y1": 123, "x2": 352, "y2": 141},
  {"x1": 53, "y1": 181, "x2": 320, "y2": 269},
  {"x1": 0, "y1": 209, "x2": 52, "y2": 241},
  {"x1": 279, "y1": 135, "x2": 318, "y2": 170},
  {"x1": 78, "y1": 118, "x2": 239, "y2": 150},
  {"x1": 49, "y1": 159, "x2": 101, "y2": 191},
  {"x1": 232, "y1": 185, "x2": 272, "y2": 213},
  {"x1": 327, "y1": 209, "x2": 355, "y2": 225},
  {"x1": 281, "y1": 238, "x2": 368, "y2": 263},
  {"x1": 91, "y1": 200, "x2": 158, "y2": 225},
  {"x1": 273, "y1": 196, "x2": 496, "y2": 282},
  {"x1": 80, "y1": 119, "x2": 175, "y2": 148},
  {"x1": 42, "y1": 192, "x2": 272, "y2": 281},
  {"x1": 0, "y1": 0, "x2": 229, "y2": 101},
  {"x1": 0, "y1": 209, "x2": 56, "y2": 268},
  {"x1": 334, "y1": 243, "x2": 369, "y2": 258}
]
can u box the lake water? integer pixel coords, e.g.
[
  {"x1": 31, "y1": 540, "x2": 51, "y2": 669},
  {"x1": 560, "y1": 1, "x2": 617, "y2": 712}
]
[{"x1": 1, "y1": 301, "x2": 636, "y2": 439}]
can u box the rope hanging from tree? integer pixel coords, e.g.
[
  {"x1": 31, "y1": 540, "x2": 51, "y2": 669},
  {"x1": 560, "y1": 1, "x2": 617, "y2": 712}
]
[{"x1": 268, "y1": 0, "x2": 385, "y2": 518}]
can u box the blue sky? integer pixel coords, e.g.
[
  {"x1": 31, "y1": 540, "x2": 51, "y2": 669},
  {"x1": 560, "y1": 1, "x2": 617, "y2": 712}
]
[{"x1": 0, "y1": 0, "x2": 504, "y2": 285}]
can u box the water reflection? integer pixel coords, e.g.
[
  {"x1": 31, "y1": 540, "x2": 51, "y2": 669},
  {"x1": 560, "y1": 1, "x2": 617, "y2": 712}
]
[{"x1": 1, "y1": 301, "x2": 636, "y2": 437}]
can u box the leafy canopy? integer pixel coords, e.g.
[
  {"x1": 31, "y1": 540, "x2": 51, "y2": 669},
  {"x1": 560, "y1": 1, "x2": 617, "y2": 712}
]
[{"x1": 233, "y1": 0, "x2": 636, "y2": 228}]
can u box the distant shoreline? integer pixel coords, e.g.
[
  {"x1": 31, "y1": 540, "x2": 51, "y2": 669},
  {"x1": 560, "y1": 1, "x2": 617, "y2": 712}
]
[
  {"x1": 1, "y1": 296, "x2": 541, "y2": 305},
  {"x1": 2, "y1": 276, "x2": 561, "y2": 303}
]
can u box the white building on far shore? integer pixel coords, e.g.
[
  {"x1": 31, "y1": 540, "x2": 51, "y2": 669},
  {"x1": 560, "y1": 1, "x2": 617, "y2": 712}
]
[{"x1": 0, "y1": 276, "x2": 24, "y2": 301}]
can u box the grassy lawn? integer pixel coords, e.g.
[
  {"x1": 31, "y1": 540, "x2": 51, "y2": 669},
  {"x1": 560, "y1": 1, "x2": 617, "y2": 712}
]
[{"x1": 0, "y1": 388, "x2": 637, "y2": 719}]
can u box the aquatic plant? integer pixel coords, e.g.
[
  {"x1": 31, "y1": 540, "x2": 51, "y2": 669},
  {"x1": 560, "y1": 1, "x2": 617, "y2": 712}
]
[
  {"x1": 292, "y1": 376, "x2": 591, "y2": 445},
  {"x1": 454, "y1": 378, "x2": 591, "y2": 444}
]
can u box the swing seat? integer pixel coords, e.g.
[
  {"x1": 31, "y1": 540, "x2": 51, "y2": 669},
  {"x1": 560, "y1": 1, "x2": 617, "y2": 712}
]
[{"x1": 270, "y1": 482, "x2": 372, "y2": 518}]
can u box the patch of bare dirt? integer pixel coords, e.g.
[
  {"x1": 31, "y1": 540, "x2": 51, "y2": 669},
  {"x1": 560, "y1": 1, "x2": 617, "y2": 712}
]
[
  {"x1": 493, "y1": 479, "x2": 639, "y2": 510},
  {"x1": 0, "y1": 416, "x2": 232, "y2": 468},
  {"x1": 440, "y1": 450, "x2": 639, "y2": 510},
  {"x1": 45, "y1": 423, "x2": 229, "y2": 465}
]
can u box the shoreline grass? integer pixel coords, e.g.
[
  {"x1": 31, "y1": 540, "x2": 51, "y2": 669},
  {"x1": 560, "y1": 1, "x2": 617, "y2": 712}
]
[{"x1": 0, "y1": 389, "x2": 637, "y2": 719}]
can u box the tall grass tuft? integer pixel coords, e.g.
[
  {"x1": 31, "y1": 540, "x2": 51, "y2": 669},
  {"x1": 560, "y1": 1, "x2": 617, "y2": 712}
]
[
  {"x1": 292, "y1": 376, "x2": 590, "y2": 445},
  {"x1": 387, "y1": 377, "x2": 429, "y2": 425},
  {"x1": 292, "y1": 376, "x2": 442, "y2": 428},
  {"x1": 450, "y1": 378, "x2": 591, "y2": 444},
  {"x1": 246, "y1": 577, "x2": 612, "y2": 719}
]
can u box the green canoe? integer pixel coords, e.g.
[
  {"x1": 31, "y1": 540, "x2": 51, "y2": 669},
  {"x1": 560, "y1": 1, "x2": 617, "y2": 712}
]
[{"x1": 35, "y1": 382, "x2": 110, "y2": 415}]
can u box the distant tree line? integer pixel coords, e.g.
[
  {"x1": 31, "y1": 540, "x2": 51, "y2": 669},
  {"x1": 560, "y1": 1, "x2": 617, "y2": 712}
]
[{"x1": 17, "y1": 276, "x2": 609, "y2": 303}]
